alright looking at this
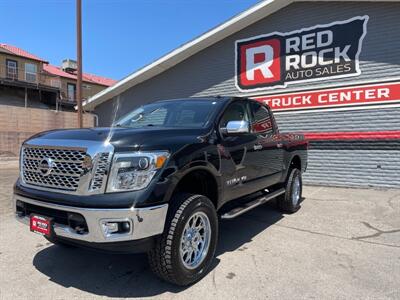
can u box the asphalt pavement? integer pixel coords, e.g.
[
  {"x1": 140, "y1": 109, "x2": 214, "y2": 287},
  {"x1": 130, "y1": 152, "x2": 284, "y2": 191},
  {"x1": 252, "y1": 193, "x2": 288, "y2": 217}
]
[{"x1": 0, "y1": 164, "x2": 399, "y2": 299}]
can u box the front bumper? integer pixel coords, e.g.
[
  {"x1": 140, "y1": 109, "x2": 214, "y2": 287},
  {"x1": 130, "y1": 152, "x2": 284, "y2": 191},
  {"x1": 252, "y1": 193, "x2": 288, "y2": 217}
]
[{"x1": 14, "y1": 194, "x2": 168, "y2": 244}]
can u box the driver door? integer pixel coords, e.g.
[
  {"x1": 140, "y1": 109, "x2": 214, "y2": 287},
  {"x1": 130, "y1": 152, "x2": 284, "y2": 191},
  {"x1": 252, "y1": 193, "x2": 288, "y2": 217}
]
[{"x1": 218, "y1": 101, "x2": 260, "y2": 202}]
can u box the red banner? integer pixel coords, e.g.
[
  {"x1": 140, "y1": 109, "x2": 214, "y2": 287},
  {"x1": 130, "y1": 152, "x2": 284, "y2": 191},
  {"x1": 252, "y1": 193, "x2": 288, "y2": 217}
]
[{"x1": 255, "y1": 81, "x2": 400, "y2": 111}]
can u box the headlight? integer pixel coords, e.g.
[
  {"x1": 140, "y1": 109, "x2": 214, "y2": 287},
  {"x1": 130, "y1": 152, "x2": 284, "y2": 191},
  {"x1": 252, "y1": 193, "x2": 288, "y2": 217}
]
[{"x1": 106, "y1": 151, "x2": 169, "y2": 193}]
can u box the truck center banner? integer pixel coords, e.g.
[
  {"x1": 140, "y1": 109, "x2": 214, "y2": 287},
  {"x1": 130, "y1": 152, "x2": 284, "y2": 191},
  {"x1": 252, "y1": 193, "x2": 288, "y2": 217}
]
[
  {"x1": 254, "y1": 81, "x2": 400, "y2": 111},
  {"x1": 236, "y1": 16, "x2": 369, "y2": 92}
]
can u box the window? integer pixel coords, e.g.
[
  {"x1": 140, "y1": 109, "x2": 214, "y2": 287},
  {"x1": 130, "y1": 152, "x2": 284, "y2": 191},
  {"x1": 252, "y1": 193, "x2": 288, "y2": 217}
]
[
  {"x1": 219, "y1": 101, "x2": 250, "y2": 129},
  {"x1": 129, "y1": 107, "x2": 168, "y2": 128},
  {"x1": 25, "y1": 63, "x2": 37, "y2": 82},
  {"x1": 250, "y1": 102, "x2": 274, "y2": 136},
  {"x1": 83, "y1": 84, "x2": 91, "y2": 90},
  {"x1": 50, "y1": 79, "x2": 61, "y2": 88},
  {"x1": 117, "y1": 100, "x2": 220, "y2": 129},
  {"x1": 67, "y1": 83, "x2": 76, "y2": 101},
  {"x1": 6, "y1": 59, "x2": 18, "y2": 80}
]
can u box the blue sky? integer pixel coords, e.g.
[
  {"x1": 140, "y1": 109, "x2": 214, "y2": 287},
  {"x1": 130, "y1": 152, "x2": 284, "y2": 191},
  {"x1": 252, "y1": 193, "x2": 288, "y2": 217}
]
[{"x1": 0, "y1": 0, "x2": 259, "y2": 80}]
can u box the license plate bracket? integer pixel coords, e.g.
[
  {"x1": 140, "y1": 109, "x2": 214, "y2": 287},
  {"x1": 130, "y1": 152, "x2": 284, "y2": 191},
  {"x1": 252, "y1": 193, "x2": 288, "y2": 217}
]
[{"x1": 30, "y1": 214, "x2": 53, "y2": 236}]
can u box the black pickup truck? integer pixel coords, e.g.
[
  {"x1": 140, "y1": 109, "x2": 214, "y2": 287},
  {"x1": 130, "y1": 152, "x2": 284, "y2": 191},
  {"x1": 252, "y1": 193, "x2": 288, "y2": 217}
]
[{"x1": 14, "y1": 97, "x2": 307, "y2": 286}]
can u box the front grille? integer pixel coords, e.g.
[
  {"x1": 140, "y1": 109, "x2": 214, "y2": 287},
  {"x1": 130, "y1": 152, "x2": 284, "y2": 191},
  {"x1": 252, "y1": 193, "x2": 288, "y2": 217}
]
[
  {"x1": 22, "y1": 146, "x2": 86, "y2": 191},
  {"x1": 90, "y1": 152, "x2": 110, "y2": 191}
]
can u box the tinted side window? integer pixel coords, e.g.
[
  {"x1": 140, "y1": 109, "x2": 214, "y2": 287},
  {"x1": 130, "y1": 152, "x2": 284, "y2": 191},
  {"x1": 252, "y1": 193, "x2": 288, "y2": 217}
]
[
  {"x1": 250, "y1": 102, "x2": 274, "y2": 135},
  {"x1": 219, "y1": 101, "x2": 250, "y2": 129}
]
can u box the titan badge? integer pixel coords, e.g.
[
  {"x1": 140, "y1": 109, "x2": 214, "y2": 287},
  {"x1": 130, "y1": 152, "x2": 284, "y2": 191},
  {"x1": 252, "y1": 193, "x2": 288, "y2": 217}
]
[{"x1": 226, "y1": 176, "x2": 247, "y2": 186}]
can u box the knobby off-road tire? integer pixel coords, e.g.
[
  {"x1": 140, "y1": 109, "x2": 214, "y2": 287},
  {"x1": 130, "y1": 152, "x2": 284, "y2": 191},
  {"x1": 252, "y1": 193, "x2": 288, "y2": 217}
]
[
  {"x1": 148, "y1": 193, "x2": 218, "y2": 286},
  {"x1": 277, "y1": 168, "x2": 302, "y2": 213}
]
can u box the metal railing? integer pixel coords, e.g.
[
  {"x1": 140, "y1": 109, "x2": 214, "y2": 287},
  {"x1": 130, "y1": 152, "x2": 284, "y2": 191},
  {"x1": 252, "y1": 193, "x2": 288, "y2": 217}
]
[
  {"x1": 0, "y1": 64, "x2": 60, "y2": 88},
  {"x1": 0, "y1": 65, "x2": 98, "y2": 108}
]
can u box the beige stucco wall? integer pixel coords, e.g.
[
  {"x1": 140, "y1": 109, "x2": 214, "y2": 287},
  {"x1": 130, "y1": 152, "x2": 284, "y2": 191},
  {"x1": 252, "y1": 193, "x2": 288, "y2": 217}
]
[
  {"x1": 60, "y1": 77, "x2": 109, "y2": 101},
  {"x1": 0, "y1": 53, "x2": 44, "y2": 84}
]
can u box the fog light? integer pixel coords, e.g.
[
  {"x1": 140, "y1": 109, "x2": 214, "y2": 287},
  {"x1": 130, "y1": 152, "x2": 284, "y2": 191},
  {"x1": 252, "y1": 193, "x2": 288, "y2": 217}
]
[
  {"x1": 101, "y1": 220, "x2": 132, "y2": 237},
  {"x1": 102, "y1": 222, "x2": 119, "y2": 235}
]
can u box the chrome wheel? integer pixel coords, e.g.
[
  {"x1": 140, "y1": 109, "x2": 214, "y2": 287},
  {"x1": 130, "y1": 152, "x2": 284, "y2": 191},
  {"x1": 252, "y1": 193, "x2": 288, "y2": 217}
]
[
  {"x1": 292, "y1": 176, "x2": 301, "y2": 206},
  {"x1": 179, "y1": 211, "x2": 211, "y2": 270}
]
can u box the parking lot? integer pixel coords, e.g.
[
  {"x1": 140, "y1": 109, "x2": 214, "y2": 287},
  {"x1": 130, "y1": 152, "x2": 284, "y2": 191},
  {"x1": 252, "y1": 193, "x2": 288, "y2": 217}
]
[{"x1": 0, "y1": 163, "x2": 399, "y2": 299}]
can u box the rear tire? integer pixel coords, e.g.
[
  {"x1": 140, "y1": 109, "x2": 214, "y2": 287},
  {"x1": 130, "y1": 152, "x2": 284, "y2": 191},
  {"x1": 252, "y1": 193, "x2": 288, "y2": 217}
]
[
  {"x1": 148, "y1": 193, "x2": 218, "y2": 286},
  {"x1": 277, "y1": 168, "x2": 302, "y2": 213}
]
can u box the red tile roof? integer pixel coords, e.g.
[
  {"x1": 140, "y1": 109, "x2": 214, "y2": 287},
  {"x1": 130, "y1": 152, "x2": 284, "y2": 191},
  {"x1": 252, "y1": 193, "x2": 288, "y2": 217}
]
[
  {"x1": 0, "y1": 43, "x2": 116, "y2": 87},
  {"x1": 82, "y1": 72, "x2": 117, "y2": 87},
  {"x1": 43, "y1": 64, "x2": 76, "y2": 80},
  {"x1": 0, "y1": 43, "x2": 48, "y2": 62},
  {"x1": 43, "y1": 64, "x2": 116, "y2": 87}
]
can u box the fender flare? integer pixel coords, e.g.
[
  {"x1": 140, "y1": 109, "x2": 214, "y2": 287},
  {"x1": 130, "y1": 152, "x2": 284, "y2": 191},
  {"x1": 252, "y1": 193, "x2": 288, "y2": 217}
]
[{"x1": 162, "y1": 161, "x2": 223, "y2": 206}]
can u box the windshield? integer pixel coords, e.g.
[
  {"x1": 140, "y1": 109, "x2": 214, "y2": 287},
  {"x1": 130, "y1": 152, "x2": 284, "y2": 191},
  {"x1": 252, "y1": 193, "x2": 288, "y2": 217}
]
[{"x1": 116, "y1": 100, "x2": 220, "y2": 129}]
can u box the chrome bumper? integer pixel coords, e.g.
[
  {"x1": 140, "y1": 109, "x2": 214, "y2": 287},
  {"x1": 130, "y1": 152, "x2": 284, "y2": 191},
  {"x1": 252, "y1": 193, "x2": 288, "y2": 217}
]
[{"x1": 13, "y1": 194, "x2": 168, "y2": 243}]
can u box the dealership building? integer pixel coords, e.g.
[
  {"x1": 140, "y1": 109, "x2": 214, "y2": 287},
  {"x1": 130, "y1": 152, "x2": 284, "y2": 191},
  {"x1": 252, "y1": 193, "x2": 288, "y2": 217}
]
[{"x1": 84, "y1": 0, "x2": 400, "y2": 189}]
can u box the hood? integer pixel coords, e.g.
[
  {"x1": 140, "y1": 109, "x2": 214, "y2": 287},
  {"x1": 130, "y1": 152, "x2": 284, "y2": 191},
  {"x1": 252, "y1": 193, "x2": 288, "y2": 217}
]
[{"x1": 27, "y1": 127, "x2": 210, "y2": 152}]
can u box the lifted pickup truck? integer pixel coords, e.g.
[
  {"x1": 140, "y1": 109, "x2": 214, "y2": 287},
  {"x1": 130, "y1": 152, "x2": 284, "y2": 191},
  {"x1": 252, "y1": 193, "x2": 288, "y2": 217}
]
[{"x1": 14, "y1": 97, "x2": 307, "y2": 285}]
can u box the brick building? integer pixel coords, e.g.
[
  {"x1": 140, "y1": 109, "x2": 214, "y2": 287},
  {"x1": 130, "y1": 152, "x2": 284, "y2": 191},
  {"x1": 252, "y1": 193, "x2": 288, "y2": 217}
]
[{"x1": 0, "y1": 44, "x2": 116, "y2": 110}]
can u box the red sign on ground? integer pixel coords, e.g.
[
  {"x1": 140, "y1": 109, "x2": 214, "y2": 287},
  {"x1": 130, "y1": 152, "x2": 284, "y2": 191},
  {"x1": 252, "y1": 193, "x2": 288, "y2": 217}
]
[{"x1": 255, "y1": 81, "x2": 400, "y2": 111}]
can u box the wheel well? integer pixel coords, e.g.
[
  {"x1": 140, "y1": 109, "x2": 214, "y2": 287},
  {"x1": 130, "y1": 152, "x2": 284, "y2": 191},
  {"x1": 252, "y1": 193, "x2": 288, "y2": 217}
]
[
  {"x1": 290, "y1": 155, "x2": 301, "y2": 170},
  {"x1": 173, "y1": 169, "x2": 218, "y2": 207}
]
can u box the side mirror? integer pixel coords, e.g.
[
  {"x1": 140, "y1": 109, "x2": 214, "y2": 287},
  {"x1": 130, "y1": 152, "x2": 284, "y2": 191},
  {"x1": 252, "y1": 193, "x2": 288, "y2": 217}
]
[{"x1": 225, "y1": 120, "x2": 250, "y2": 135}]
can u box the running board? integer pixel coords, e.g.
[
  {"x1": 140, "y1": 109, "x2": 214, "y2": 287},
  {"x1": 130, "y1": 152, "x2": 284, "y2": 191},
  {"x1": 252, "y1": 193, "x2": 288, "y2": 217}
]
[{"x1": 221, "y1": 188, "x2": 285, "y2": 220}]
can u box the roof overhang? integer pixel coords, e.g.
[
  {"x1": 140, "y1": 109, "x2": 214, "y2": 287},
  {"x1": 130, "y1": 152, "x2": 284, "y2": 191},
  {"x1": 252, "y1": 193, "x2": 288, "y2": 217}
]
[{"x1": 83, "y1": 0, "x2": 397, "y2": 110}]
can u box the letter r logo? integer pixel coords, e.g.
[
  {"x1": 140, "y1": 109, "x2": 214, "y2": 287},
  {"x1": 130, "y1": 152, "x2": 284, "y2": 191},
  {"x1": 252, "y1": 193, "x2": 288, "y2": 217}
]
[
  {"x1": 237, "y1": 38, "x2": 281, "y2": 90},
  {"x1": 245, "y1": 45, "x2": 274, "y2": 80}
]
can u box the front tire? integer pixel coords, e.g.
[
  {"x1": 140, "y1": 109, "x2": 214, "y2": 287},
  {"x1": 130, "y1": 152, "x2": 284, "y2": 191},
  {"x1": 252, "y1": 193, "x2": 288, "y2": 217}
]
[
  {"x1": 148, "y1": 194, "x2": 218, "y2": 286},
  {"x1": 277, "y1": 168, "x2": 302, "y2": 213}
]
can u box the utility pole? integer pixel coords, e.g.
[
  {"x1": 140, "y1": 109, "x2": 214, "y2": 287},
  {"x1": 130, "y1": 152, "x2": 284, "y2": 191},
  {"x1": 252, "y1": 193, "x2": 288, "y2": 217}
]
[{"x1": 76, "y1": 0, "x2": 83, "y2": 128}]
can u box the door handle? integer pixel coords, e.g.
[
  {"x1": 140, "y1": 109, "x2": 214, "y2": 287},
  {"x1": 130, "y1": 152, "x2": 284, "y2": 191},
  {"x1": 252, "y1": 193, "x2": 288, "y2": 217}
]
[
  {"x1": 253, "y1": 143, "x2": 263, "y2": 151},
  {"x1": 277, "y1": 143, "x2": 283, "y2": 148}
]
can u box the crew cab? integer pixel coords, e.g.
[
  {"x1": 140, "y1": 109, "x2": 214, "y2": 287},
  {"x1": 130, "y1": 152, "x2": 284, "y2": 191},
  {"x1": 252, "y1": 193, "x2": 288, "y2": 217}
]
[{"x1": 14, "y1": 97, "x2": 307, "y2": 285}]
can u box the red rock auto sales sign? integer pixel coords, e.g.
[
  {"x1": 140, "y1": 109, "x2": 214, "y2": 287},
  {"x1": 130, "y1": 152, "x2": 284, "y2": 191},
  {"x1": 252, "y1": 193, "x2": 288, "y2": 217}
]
[
  {"x1": 235, "y1": 16, "x2": 369, "y2": 91},
  {"x1": 254, "y1": 81, "x2": 400, "y2": 112}
]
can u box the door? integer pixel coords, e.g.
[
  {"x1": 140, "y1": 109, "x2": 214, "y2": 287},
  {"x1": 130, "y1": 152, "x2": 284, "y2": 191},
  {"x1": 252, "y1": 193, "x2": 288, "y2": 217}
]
[
  {"x1": 249, "y1": 101, "x2": 284, "y2": 187},
  {"x1": 67, "y1": 83, "x2": 76, "y2": 101},
  {"x1": 218, "y1": 100, "x2": 260, "y2": 202}
]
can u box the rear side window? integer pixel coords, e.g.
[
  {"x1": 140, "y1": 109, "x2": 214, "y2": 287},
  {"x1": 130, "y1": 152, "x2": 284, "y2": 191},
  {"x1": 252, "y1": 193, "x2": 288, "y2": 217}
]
[{"x1": 250, "y1": 102, "x2": 274, "y2": 136}]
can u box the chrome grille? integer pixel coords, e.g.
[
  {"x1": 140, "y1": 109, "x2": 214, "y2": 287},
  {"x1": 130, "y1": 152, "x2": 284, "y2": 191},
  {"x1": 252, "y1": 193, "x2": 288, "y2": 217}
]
[
  {"x1": 90, "y1": 152, "x2": 110, "y2": 191},
  {"x1": 22, "y1": 146, "x2": 86, "y2": 191}
]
